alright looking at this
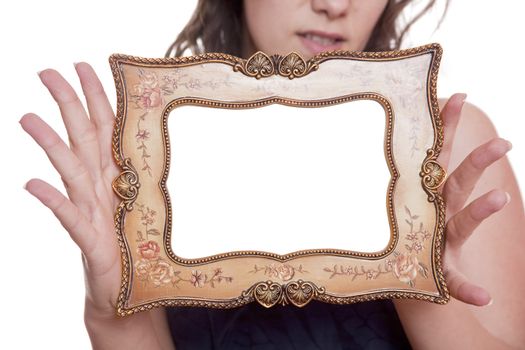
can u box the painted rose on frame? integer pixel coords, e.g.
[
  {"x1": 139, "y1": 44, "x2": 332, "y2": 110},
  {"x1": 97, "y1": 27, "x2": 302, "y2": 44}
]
[
  {"x1": 132, "y1": 70, "x2": 164, "y2": 109},
  {"x1": 277, "y1": 264, "x2": 295, "y2": 281},
  {"x1": 149, "y1": 260, "x2": 179, "y2": 287},
  {"x1": 135, "y1": 259, "x2": 180, "y2": 287},
  {"x1": 393, "y1": 252, "x2": 419, "y2": 286},
  {"x1": 139, "y1": 87, "x2": 162, "y2": 109},
  {"x1": 137, "y1": 240, "x2": 160, "y2": 260}
]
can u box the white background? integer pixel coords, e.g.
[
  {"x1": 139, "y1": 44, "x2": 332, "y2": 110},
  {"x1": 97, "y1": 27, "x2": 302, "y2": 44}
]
[
  {"x1": 168, "y1": 102, "x2": 390, "y2": 257},
  {"x1": 2, "y1": 1, "x2": 524, "y2": 348}
]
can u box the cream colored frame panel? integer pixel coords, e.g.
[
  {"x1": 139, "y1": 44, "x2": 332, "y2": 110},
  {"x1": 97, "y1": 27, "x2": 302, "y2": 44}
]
[{"x1": 110, "y1": 43, "x2": 449, "y2": 316}]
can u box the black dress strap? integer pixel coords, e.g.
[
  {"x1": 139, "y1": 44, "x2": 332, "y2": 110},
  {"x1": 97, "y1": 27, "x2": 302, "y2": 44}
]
[{"x1": 167, "y1": 299, "x2": 412, "y2": 349}]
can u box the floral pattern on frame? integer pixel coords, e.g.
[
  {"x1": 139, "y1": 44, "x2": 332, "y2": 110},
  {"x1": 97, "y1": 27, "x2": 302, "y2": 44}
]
[{"x1": 110, "y1": 44, "x2": 449, "y2": 316}]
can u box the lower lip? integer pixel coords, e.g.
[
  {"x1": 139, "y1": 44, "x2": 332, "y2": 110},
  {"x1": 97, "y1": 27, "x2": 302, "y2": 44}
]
[{"x1": 298, "y1": 35, "x2": 344, "y2": 56}]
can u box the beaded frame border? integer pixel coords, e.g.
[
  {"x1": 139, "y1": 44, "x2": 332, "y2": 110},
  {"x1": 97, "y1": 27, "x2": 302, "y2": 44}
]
[{"x1": 109, "y1": 43, "x2": 449, "y2": 316}]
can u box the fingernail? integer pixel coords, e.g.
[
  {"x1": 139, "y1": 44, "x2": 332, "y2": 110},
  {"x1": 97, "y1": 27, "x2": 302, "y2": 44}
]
[
  {"x1": 505, "y1": 192, "x2": 511, "y2": 204},
  {"x1": 506, "y1": 140, "x2": 513, "y2": 150},
  {"x1": 73, "y1": 62, "x2": 80, "y2": 68},
  {"x1": 37, "y1": 70, "x2": 43, "y2": 77},
  {"x1": 458, "y1": 93, "x2": 467, "y2": 103},
  {"x1": 23, "y1": 182, "x2": 28, "y2": 191},
  {"x1": 487, "y1": 298, "x2": 494, "y2": 306}
]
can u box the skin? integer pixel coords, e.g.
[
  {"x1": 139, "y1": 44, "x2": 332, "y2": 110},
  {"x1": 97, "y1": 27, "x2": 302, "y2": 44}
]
[
  {"x1": 242, "y1": 0, "x2": 388, "y2": 58},
  {"x1": 20, "y1": 0, "x2": 525, "y2": 349}
]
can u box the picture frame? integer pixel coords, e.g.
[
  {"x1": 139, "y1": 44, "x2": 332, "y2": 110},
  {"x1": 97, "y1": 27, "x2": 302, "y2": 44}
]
[{"x1": 110, "y1": 43, "x2": 449, "y2": 316}]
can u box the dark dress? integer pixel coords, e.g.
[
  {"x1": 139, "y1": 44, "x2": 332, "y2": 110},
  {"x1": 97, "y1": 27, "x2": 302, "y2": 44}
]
[{"x1": 167, "y1": 299, "x2": 412, "y2": 349}]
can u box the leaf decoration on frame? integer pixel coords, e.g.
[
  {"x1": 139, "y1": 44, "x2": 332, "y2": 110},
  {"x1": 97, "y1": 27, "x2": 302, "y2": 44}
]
[
  {"x1": 278, "y1": 52, "x2": 318, "y2": 79},
  {"x1": 135, "y1": 203, "x2": 159, "y2": 242},
  {"x1": 233, "y1": 51, "x2": 318, "y2": 79},
  {"x1": 234, "y1": 52, "x2": 274, "y2": 79},
  {"x1": 420, "y1": 149, "x2": 447, "y2": 201},
  {"x1": 112, "y1": 158, "x2": 140, "y2": 211},
  {"x1": 285, "y1": 280, "x2": 325, "y2": 307},
  {"x1": 242, "y1": 280, "x2": 325, "y2": 308},
  {"x1": 249, "y1": 280, "x2": 283, "y2": 308}
]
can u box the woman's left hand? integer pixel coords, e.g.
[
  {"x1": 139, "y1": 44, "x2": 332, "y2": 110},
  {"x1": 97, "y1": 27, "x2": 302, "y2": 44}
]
[{"x1": 436, "y1": 93, "x2": 512, "y2": 306}]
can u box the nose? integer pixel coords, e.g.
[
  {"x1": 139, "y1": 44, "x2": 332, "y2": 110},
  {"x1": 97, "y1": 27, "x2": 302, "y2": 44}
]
[{"x1": 311, "y1": 0, "x2": 351, "y2": 19}]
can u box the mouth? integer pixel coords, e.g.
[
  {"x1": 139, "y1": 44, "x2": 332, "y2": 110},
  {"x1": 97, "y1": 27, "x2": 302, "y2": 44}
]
[{"x1": 297, "y1": 31, "x2": 346, "y2": 55}]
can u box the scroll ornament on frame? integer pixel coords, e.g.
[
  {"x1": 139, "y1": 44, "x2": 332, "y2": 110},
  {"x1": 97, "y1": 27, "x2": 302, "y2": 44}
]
[{"x1": 110, "y1": 43, "x2": 449, "y2": 315}]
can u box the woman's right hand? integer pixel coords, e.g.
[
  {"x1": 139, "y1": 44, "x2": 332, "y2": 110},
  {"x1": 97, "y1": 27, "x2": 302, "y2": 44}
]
[
  {"x1": 21, "y1": 63, "x2": 121, "y2": 319},
  {"x1": 20, "y1": 63, "x2": 174, "y2": 349}
]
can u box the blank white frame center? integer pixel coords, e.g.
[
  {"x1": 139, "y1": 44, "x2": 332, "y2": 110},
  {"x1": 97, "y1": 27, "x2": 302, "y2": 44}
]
[{"x1": 167, "y1": 100, "x2": 391, "y2": 258}]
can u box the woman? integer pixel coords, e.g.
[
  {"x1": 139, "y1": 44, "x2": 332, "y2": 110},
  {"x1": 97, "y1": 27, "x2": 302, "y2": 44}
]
[{"x1": 20, "y1": 0, "x2": 525, "y2": 349}]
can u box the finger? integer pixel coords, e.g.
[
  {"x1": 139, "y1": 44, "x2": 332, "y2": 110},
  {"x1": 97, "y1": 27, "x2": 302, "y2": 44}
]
[
  {"x1": 74, "y1": 62, "x2": 116, "y2": 174},
  {"x1": 444, "y1": 138, "x2": 512, "y2": 216},
  {"x1": 20, "y1": 113, "x2": 97, "y2": 214},
  {"x1": 446, "y1": 189, "x2": 510, "y2": 250},
  {"x1": 444, "y1": 266, "x2": 491, "y2": 306},
  {"x1": 24, "y1": 178, "x2": 96, "y2": 255},
  {"x1": 437, "y1": 93, "x2": 467, "y2": 169},
  {"x1": 38, "y1": 68, "x2": 102, "y2": 181},
  {"x1": 74, "y1": 63, "x2": 119, "y2": 210}
]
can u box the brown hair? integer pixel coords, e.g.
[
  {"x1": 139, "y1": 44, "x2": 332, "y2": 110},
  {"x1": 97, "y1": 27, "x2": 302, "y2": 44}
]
[{"x1": 165, "y1": 0, "x2": 448, "y2": 58}]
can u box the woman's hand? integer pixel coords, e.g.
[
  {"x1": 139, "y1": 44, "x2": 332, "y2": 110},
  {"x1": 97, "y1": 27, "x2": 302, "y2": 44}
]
[
  {"x1": 437, "y1": 93, "x2": 512, "y2": 306},
  {"x1": 20, "y1": 63, "x2": 174, "y2": 349},
  {"x1": 394, "y1": 94, "x2": 525, "y2": 349},
  {"x1": 21, "y1": 63, "x2": 121, "y2": 317}
]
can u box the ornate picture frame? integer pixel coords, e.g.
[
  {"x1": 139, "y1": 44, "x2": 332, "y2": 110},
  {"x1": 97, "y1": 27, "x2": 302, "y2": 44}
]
[{"x1": 110, "y1": 43, "x2": 449, "y2": 316}]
